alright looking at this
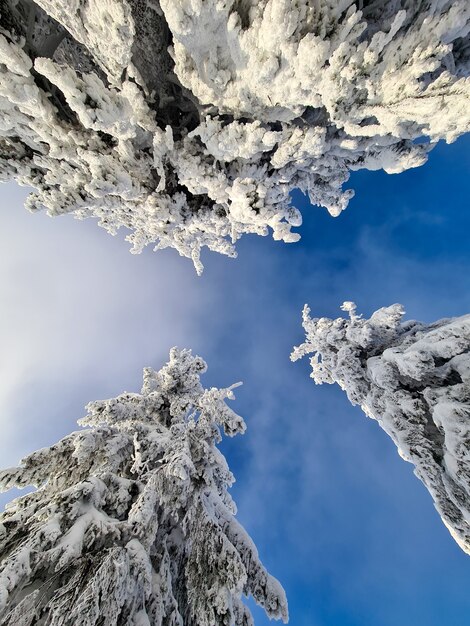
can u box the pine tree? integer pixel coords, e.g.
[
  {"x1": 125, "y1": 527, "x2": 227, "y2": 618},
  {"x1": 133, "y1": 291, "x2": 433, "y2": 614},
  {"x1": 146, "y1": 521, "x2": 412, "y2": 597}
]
[
  {"x1": 1, "y1": 0, "x2": 469, "y2": 271},
  {"x1": 292, "y1": 302, "x2": 470, "y2": 554},
  {"x1": 0, "y1": 348, "x2": 288, "y2": 625}
]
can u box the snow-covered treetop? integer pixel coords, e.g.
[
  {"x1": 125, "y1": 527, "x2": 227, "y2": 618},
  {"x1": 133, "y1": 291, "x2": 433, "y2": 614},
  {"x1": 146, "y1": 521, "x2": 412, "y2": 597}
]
[
  {"x1": 292, "y1": 303, "x2": 470, "y2": 555},
  {"x1": 0, "y1": 348, "x2": 288, "y2": 625},
  {"x1": 291, "y1": 301, "x2": 410, "y2": 395},
  {"x1": 1, "y1": 0, "x2": 469, "y2": 271}
]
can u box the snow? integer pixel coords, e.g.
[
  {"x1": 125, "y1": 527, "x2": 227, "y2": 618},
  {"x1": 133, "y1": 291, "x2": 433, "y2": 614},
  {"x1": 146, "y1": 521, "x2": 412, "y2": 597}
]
[
  {"x1": 292, "y1": 303, "x2": 470, "y2": 555},
  {"x1": 1, "y1": 1, "x2": 469, "y2": 271},
  {"x1": 0, "y1": 348, "x2": 288, "y2": 624}
]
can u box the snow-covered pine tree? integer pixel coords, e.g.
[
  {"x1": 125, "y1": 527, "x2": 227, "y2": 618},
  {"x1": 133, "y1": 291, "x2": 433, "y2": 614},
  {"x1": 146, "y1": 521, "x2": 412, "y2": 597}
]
[
  {"x1": 291, "y1": 302, "x2": 470, "y2": 554},
  {"x1": 1, "y1": 1, "x2": 469, "y2": 271},
  {"x1": 0, "y1": 348, "x2": 288, "y2": 625}
]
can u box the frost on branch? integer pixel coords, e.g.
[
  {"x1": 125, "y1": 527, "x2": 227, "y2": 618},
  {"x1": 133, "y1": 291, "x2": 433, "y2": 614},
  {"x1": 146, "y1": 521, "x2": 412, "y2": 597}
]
[
  {"x1": 0, "y1": 348, "x2": 288, "y2": 625},
  {"x1": 1, "y1": 1, "x2": 470, "y2": 271},
  {"x1": 292, "y1": 303, "x2": 470, "y2": 554}
]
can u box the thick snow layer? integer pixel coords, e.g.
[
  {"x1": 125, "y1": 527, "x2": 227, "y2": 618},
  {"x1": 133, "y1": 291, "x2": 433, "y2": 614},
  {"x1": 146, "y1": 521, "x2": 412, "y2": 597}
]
[
  {"x1": 0, "y1": 0, "x2": 469, "y2": 271},
  {"x1": 292, "y1": 303, "x2": 470, "y2": 555},
  {"x1": 0, "y1": 348, "x2": 288, "y2": 625}
]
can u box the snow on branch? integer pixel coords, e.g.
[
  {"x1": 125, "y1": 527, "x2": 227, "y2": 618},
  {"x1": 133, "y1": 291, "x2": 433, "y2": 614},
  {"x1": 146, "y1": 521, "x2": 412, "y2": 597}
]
[
  {"x1": 0, "y1": 0, "x2": 470, "y2": 273},
  {"x1": 292, "y1": 302, "x2": 470, "y2": 554},
  {"x1": 0, "y1": 0, "x2": 469, "y2": 271},
  {"x1": 0, "y1": 348, "x2": 288, "y2": 625}
]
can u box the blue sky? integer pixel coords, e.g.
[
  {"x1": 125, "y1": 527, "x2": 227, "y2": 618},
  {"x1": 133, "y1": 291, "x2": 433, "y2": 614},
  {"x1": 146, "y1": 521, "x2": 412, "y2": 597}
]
[{"x1": 0, "y1": 134, "x2": 469, "y2": 626}]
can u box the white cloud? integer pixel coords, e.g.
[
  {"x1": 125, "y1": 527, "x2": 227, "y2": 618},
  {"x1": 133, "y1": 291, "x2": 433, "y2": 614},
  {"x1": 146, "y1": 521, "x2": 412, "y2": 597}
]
[{"x1": 0, "y1": 183, "x2": 211, "y2": 465}]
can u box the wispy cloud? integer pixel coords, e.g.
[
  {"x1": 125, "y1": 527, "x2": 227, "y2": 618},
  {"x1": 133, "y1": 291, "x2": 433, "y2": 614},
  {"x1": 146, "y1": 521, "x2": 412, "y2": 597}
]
[{"x1": 0, "y1": 183, "x2": 210, "y2": 466}]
